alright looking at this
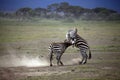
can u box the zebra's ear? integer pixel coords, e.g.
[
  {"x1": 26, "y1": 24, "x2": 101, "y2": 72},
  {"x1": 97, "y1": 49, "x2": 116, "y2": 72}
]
[
  {"x1": 74, "y1": 28, "x2": 77, "y2": 34},
  {"x1": 66, "y1": 33, "x2": 70, "y2": 41}
]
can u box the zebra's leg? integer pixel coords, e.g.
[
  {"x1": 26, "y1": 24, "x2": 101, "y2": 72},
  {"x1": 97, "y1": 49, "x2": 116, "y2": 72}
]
[
  {"x1": 59, "y1": 54, "x2": 64, "y2": 66},
  {"x1": 50, "y1": 52, "x2": 53, "y2": 66},
  {"x1": 56, "y1": 55, "x2": 60, "y2": 66},
  {"x1": 82, "y1": 53, "x2": 87, "y2": 64},
  {"x1": 79, "y1": 49, "x2": 87, "y2": 64},
  {"x1": 60, "y1": 60, "x2": 64, "y2": 66},
  {"x1": 56, "y1": 53, "x2": 63, "y2": 66},
  {"x1": 79, "y1": 52, "x2": 84, "y2": 64},
  {"x1": 82, "y1": 49, "x2": 88, "y2": 64}
]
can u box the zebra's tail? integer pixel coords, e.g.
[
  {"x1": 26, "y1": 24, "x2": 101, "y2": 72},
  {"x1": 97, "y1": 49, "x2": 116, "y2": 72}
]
[{"x1": 88, "y1": 49, "x2": 91, "y2": 59}]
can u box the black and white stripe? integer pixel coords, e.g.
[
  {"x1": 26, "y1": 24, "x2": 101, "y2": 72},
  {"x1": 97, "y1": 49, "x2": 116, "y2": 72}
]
[
  {"x1": 66, "y1": 28, "x2": 91, "y2": 64},
  {"x1": 48, "y1": 40, "x2": 72, "y2": 66},
  {"x1": 71, "y1": 34, "x2": 91, "y2": 64}
]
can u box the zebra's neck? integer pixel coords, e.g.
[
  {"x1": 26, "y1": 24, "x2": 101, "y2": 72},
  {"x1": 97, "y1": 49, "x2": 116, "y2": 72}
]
[{"x1": 64, "y1": 42, "x2": 72, "y2": 48}]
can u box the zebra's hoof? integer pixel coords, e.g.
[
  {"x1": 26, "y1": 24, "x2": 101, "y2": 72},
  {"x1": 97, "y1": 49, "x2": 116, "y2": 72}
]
[
  {"x1": 79, "y1": 61, "x2": 82, "y2": 64},
  {"x1": 50, "y1": 64, "x2": 53, "y2": 66},
  {"x1": 60, "y1": 63, "x2": 64, "y2": 66}
]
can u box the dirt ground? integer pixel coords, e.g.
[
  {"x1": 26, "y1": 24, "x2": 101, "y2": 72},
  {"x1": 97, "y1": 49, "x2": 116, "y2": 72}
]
[
  {"x1": 0, "y1": 51, "x2": 120, "y2": 80},
  {"x1": 0, "y1": 20, "x2": 120, "y2": 80}
]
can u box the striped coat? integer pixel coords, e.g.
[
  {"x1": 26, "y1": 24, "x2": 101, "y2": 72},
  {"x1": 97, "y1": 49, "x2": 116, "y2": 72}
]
[{"x1": 49, "y1": 40, "x2": 72, "y2": 66}]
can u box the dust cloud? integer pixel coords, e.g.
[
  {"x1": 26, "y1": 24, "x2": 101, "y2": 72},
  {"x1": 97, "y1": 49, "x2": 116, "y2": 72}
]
[
  {"x1": 0, "y1": 54, "x2": 49, "y2": 67},
  {"x1": 20, "y1": 56, "x2": 49, "y2": 67},
  {"x1": 0, "y1": 43, "x2": 49, "y2": 67},
  {"x1": 0, "y1": 43, "x2": 82, "y2": 67}
]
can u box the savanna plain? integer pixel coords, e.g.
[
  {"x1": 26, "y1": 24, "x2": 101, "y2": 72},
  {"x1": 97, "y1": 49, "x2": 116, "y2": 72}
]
[{"x1": 0, "y1": 18, "x2": 120, "y2": 80}]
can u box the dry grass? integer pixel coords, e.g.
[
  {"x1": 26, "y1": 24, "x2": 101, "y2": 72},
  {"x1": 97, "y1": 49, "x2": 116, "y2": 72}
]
[{"x1": 0, "y1": 18, "x2": 120, "y2": 80}]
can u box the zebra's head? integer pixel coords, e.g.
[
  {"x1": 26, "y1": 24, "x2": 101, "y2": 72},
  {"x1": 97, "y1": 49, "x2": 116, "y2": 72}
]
[{"x1": 66, "y1": 28, "x2": 77, "y2": 44}]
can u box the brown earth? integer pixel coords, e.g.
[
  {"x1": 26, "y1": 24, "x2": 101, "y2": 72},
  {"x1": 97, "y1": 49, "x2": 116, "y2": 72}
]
[{"x1": 0, "y1": 51, "x2": 120, "y2": 80}]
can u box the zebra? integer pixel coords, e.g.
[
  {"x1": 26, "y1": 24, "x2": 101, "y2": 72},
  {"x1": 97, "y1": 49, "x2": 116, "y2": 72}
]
[
  {"x1": 48, "y1": 39, "x2": 72, "y2": 66},
  {"x1": 66, "y1": 28, "x2": 91, "y2": 64}
]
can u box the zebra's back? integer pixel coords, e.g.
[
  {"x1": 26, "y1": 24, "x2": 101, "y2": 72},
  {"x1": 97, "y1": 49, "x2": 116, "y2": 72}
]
[
  {"x1": 49, "y1": 42, "x2": 66, "y2": 53},
  {"x1": 75, "y1": 34, "x2": 89, "y2": 50}
]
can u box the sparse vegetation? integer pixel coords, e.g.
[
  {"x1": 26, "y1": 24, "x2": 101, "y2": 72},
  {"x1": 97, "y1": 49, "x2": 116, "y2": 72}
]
[
  {"x1": 0, "y1": 17, "x2": 120, "y2": 80},
  {"x1": 0, "y1": 18, "x2": 120, "y2": 51},
  {"x1": 0, "y1": 1, "x2": 120, "y2": 80}
]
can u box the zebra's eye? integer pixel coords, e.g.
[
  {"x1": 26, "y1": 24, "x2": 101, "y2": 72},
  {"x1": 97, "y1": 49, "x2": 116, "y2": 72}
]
[
  {"x1": 71, "y1": 38, "x2": 74, "y2": 40},
  {"x1": 71, "y1": 37, "x2": 75, "y2": 40}
]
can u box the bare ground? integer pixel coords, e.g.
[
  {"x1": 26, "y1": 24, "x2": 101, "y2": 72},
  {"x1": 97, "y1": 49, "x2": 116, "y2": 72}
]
[{"x1": 0, "y1": 51, "x2": 120, "y2": 80}]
